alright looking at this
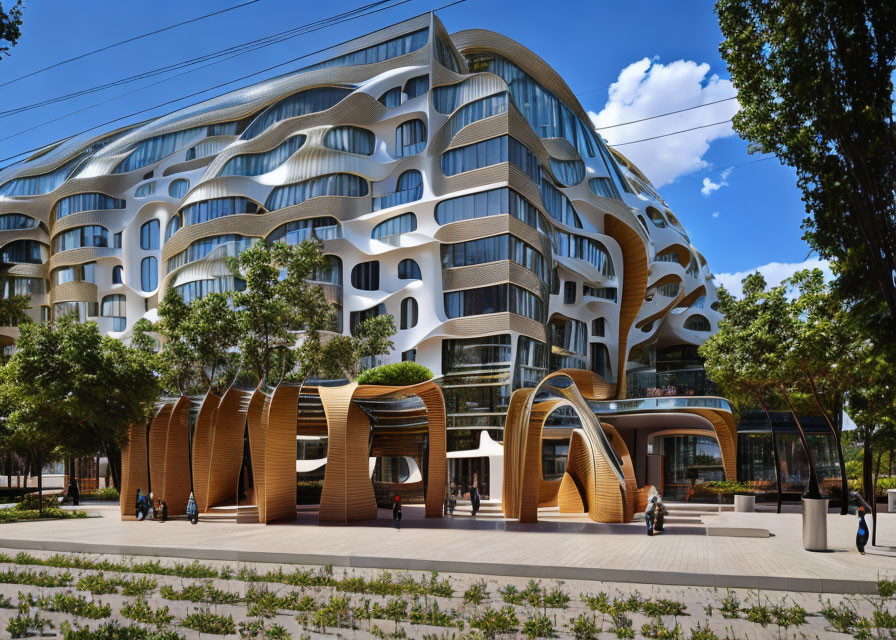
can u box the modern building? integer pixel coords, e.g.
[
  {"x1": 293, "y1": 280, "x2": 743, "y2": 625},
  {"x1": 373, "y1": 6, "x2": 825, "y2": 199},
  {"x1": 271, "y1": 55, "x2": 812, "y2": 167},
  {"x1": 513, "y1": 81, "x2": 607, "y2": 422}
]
[{"x1": 1, "y1": 14, "x2": 742, "y2": 514}]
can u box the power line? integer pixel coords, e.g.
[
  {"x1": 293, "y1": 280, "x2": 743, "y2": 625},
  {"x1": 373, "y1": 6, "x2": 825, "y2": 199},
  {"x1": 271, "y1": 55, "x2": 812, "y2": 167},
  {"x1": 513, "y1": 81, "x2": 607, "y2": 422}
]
[
  {"x1": 608, "y1": 119, "x2": 734, "y2": 146},
  {"x1": 0, "y1": 0, "x2": 413, "y2": 143},
  {"x1": 594, "y1": 96, "x2": 738, "y2": 130},
  {"x1": 0, "y1": 0, "x2": 469, "y2": 165},
  {"x1": 0, "y1": 0, "x2": 400, "y2": 120},
  {"x1": 0, "y1": 0, "x2": 265, "y2": 88}
]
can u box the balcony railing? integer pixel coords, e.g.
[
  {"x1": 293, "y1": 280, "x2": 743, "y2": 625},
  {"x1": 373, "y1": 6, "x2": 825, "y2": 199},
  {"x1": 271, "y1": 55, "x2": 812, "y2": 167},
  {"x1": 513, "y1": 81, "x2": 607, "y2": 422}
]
[{"x1": 626, "y1": 368, "x2": 717, "y2": 398}]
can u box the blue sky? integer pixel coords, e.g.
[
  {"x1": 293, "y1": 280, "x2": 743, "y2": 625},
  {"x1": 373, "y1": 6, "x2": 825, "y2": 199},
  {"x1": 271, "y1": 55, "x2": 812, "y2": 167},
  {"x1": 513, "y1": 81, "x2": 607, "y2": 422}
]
[{"x1": 0, "y1": 0, "x2": 821, "y2": 288}]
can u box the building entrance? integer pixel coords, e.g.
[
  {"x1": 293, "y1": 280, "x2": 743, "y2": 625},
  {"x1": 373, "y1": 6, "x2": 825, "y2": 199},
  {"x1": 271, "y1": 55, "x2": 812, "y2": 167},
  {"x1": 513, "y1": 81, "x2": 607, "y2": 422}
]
[{"x1": 448, "y1": 457, "x2": 490, "y2": 500}]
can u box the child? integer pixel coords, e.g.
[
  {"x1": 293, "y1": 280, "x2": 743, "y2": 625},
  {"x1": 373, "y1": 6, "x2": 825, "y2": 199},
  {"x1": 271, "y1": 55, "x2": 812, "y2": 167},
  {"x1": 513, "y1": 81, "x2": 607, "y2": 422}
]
[
  {"x1": 392, "y1": 495, "x2": 402, "y2": 530},
  {"x1": 856, "y1": 506, "x2": 870, "y2": 555}
]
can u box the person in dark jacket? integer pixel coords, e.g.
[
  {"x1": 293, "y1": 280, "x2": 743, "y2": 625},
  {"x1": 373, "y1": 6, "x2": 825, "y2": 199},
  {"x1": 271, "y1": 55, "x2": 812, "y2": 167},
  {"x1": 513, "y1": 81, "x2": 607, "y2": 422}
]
[
  {"x1": 470, "y1": 473, "x2": 481, "y2": 517},
  {"x1": 856, "y1": 506, "x2": 870, "y2": 555},
  {"x1": 392, "y1": 495, "x2": 402, "y2": 529},
  {"x1": 186, "y1": 492, "x2": 198, "y2": 524},
  {"x1": 645, "y1": 495, "x2": 658, "y2": 536},
  {"x1": 160, "y1": 499, "x2": 168, "y2": 523},
  {"x1": 135, "y1": 489, "x2": 146, "y2": 520},
  {"x1": 653, "y1": 496, "x2": 669, "y2": 532}
]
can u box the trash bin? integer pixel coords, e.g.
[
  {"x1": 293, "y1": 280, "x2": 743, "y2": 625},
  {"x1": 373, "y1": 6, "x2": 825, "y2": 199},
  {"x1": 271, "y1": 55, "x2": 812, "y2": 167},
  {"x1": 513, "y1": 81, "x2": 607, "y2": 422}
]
[
  {"x1": 888, "y1": 489, "x2": 896, "y2": 513},
  {"x1": 802, "y1": 497, "x2": 829, "y2": 551},
  {"x1": 734, "y1": 494, "x2": 755, "y2": 512}
]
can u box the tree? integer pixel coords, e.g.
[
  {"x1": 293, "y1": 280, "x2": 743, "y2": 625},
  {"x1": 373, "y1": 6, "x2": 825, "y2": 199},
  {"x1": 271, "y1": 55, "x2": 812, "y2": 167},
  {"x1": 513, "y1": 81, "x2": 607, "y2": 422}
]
[
  {"x1": 353, "y1": 314, "x2": 396, "y2": 370},
  {"x1": 230, "y1": 240, "x2": 332, "y2": 386},
  {"x1": 0, "y1": 1, "x2": 23, "y2": 59},
  {"x1": 181, "y1": 293, "x2": 239, "y2": 393},
  {"x1": 716, "y1": 0, "x2": 896, "y2": 328},
  {"x1": 155, "y1": 289, "x2": 198, "y2": 395},
  {"x1": 0, "y1": 294, "x2": 30, "y2": 326}
]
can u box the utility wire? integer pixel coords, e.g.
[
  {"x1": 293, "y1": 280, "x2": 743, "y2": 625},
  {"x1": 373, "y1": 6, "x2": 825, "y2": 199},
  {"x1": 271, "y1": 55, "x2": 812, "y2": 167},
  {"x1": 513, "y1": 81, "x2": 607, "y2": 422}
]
[
  {"x1": 0, "y1": 0, "x2": 469, "y2": 165},
  {"x1": 0, "y1": 0, "x2": 265, "y2": 88},
  {"x1": 595, "y1": 96, "x2": 738, "y2": 130},
  {"x1": 609, "y1": 119, "x2": 734, "y2": 146},
  {"x1": 0, "y1": 0, "x2": 400, "y2": 119},
  {"x1": 0, "y1": 0, "x2": 414, "y2": 143}
]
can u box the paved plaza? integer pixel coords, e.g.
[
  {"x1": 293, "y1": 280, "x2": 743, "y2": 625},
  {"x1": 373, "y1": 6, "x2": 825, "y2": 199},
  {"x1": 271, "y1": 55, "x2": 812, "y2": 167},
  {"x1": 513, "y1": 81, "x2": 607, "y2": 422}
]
[{"x1": 0, "y1": 504, "x2": 893, "y2": 594}]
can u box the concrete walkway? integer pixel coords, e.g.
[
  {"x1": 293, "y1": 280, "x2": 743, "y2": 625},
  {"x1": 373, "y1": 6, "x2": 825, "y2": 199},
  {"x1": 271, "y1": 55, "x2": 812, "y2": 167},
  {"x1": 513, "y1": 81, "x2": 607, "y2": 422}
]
[{"x1": 0, "y1": 504, "x2": 893, "y2": 594}]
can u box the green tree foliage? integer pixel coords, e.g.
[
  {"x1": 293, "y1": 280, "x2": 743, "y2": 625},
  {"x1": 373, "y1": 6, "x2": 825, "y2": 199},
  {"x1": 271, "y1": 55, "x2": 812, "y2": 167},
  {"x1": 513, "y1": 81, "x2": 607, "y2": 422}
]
[
  {"x1": 0, "y1": 294, "x2": 29, "y2": 327},
  {"x1": 353, "y1": 314, "x2": 396, "y2": 364},
  {"x1": 716, "y1": 0, "x2": 896, "y2": 329},
  {"x1": 230, "y1": 240, "x2": 332, "y2": 385},
  {"x1": 0, "y1": 1, "x2": 23, "y2": 59}
]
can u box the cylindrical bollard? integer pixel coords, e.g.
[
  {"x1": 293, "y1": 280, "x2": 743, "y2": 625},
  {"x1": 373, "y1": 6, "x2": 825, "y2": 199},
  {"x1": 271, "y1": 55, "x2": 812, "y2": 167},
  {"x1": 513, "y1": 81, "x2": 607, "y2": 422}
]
[
  {"x1": 802, "y1": 497, "x2": 829, "y2": 551},
  {"x1": 734, "y1": 494, "x2": 755, "y2": 512},
  {"x1": 888, "y1": 489, "x2": 896, "y2": 513}
]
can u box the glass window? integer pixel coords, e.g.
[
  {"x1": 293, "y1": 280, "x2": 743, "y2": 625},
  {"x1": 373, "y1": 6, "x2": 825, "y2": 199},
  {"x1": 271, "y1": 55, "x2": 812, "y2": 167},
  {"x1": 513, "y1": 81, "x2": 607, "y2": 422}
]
[
  {"x1": 140, "y1": 220, "x2": 160, "y2": 250},
  {"x1": 550, "y1": 158, "x2": 585, "y2": 186},
  {"x1": 592, "y1": 317, "x2": 605, "y2": 337},
  {"x1": 114, "y1": 232, "x2": 122, "y2": 249},
  {"x1": 378, "y1": 87, "x2": 402, "y2": 108},
  {"x1": 174, "y1": 275, "x2": 246, "y2": 303},
  {"x1": 404, "y1": 75, "x2": 429, "y2": 100},
  {"x1": 564, "y1": 281, "x2": 577, "y2": 304},
  {"x1": 441, "y1": 234, "x2": 548, "y2": 282},
  {"x1": 219, "y1": 135, "x2": 305, "y2": 177},
  {"x1": 0, "y1": 276, "x2": 44, "y2": 297},
  {"x1": 398, "y1": 258, "x2": 421, "y2": 280},
  {"x1": 134, "y1": 182, "x2": 156, "y2": 198},
  {"x1": 0, "y1": 155, "x2": 83, "y2": 197},
  {"x1": 590, "y1": 342, "x2": 613, "y2": 381},
  {"x1": 446, "y1": 92, "x2": 508, "y2": 138},
  {"x1": 301, "y1": 28, "x2": 428, "y2": 73},
  {"x1": 265, "y1": 173, "x2": 368, "y2": 210},
  {"x1": 185, "y1": 138, "x2": 230, "y2": 161},
  {"x1": 268, "y1": 216, "x2": 341, "y2": 244},
  {"x1": 350, "y1": 261, "x2": 379, "y2": 291},
  {"x1": 141, "y1": 257, "x2": 158, "y2": 292},
  {"x1": 444, "y1": 284, "x2": 545, "y2": 322},
  {"x1": 371, "y1": 212, "x2": 416, "y2": 240},
  {"x1": 400, "y1": 297, "x2": 418, "y2": 329},
  {"x1": 646, "y1": 207, "x2": 667, "y2": 228},
  {"x1": 394, "y1": 119, "x2": 426, "y2": 157},
  {"x1": 54, "y1": 193, "x2": 125, "y2": 220},
  {"x1": 349, "y1": 303, "x2": 385, "y2": 334},
  {"x1": 114, "y1": 126, "x2": 206, "y2": 173},
  {"x1": 540, "y1": 181, "x2": 582, "y2": 228},
  {"x1": 372, "y1": 170, "x2": 423, "y2": 211},
  {"x1": 434, "y1": 187, "x2": 552, "y2": 236},
  {"x1": 583, "y1": 285, "x2": 617, "y2": 301},
  {"x1": 180, "y1": 197, "x2": 260, "y2": 226},
  {"x1": 242, "y1": 88, "x2": 353, "y2": 140},
  {"x1": 112, "y1": 265, "x2": 123, "y2": 284},
  {"x1": 589, "y1": 176, "x2": 621, "y2": 200},
  {"x1": 0, "y1": 214, "x2": 37, "y2": 230},
  {"x1": 435, "y1": 35, "x2": 462, "y2": 72},
  {"x1": 101, "y1": 294, "x2": 127, "y2": 331},
  {"x1": 165, "y1": 215, "x2": 181, "y2": 241},
  {"x1": 684, "y1": 314, "x2": 711, "y2": 332},
  {"x1": 167, "y1": 235, "x2": 254, "y2": 272},
  {"x1": 323, "y1": 127, "x2": 375, "y2": 155},
  {"x1": 54, "y1": 226, "x2": 109, "y2": 252},
  {"x1": 402, "y1": 349, "x2": 416, "y2": 362},
  {"x1": 83, "y1": 262, "x2": 95, "y2": 283},
  {"x1": 440, "y1": 135, "x2": 541, "y2": 184},
  {"x1": 168, "y1": 179, "x2": 189, "y2": 199},
  {"x1": 554, "y1": 232, "x2": 615, "y2": 277},
  {"x1": 54, "y1": 301, "x2": 97, "y2": 322}
]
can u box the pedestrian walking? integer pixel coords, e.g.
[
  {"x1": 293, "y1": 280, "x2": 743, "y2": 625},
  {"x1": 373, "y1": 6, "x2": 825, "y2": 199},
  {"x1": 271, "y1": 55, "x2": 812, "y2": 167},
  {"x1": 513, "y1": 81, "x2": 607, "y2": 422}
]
[
  {"x1": 653, "y1": 495, "x2": 669, "y2": 533},
  {"x1": 856, "y1": 506, "x2": 870, "y2": 555},
  {"x1": 645, "y1": 495, "x2": 658, "y2": 536},
  {"x1": 160, "y1": 499, "x2": 168, "y2": 523},
  {"x1": 147, "y1": 492, "x2": 155, "y2": 521},
  {"x1": 187, "y1": 492, "x2": 198, "y2": 525},
  {"x1": 470, "y1": 473, "x2": 480, "y2": 517},
  {"x1": 392, "y1": 495, "x2": 402, "y2": 529}
]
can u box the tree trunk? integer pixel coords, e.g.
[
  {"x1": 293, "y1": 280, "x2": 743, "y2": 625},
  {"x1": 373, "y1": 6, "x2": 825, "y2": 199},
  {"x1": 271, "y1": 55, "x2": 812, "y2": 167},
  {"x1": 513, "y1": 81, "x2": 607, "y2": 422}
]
[
  {"x1": 106, "y1": 445, "x2": 122, "y2": 492},
  {"x1": 780, "y1": 385, "x2": 822, "y2": 499},
  {"x1": 36, "y1": 455, "x2": 43, "y2": 517},
  {"x1": 862, "y1": 426, "x2": 876, "y2": 546},
  {"x1": 757, "y1": 393, "x2": 783, "y2": 514},
  {"x1": 805, "y1": 374, "x2": 848, "y2": 514}
]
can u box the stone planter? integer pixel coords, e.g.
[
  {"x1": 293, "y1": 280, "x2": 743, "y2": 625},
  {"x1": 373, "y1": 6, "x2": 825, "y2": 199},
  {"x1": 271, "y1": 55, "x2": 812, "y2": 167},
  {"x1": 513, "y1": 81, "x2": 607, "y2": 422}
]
[
  {"x1": 734, "y1": 494, "x2": 755, "y2": 512},
  {"x1": 801, "y1": 497, "x2": 829, "y2": 551}
]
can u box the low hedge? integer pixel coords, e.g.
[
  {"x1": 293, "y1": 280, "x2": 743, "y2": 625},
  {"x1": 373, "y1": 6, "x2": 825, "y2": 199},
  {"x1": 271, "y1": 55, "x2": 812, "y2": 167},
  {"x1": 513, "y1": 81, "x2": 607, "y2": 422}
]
[{"x1": 357, "y1": 362, "x2": 433, "y2": 386}]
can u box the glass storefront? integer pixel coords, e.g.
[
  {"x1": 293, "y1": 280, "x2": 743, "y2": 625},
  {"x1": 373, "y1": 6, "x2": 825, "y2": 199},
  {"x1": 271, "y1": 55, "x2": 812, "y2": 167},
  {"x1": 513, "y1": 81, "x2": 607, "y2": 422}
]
[{"x1": 658, "y1": 434, "x2": 724, "y2": 500}]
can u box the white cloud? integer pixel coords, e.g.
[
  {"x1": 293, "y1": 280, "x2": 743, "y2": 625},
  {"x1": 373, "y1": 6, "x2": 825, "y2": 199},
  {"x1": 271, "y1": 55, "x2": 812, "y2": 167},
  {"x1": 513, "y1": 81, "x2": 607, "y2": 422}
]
[
  {"x1": 711, "y1": 211, "x2": 719, "y2": 218},
  {"x1": 589, "y1": 58, "x2": 739, "y2": 187},
  {"x1": 701, "y1": 177, "x2": 723, "y2": 196},
  {"x1": 713, "y1": 258, "x2": 833, "y2": 298}
]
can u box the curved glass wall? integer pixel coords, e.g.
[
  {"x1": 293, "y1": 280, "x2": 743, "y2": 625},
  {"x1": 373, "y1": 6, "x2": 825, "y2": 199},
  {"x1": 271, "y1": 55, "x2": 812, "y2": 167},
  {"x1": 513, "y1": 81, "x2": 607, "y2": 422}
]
[
  {"x1": 53, "y1": 263, "x2": 95, "y2": 285},
  {"x1": 54, "y1": 193, "x2": 125, "y2": 220},
  {"x1": 54, "y1": 301, "x2": 97, "y2": 322},
  {"x1": 114, "y1": 126, "x2": 206, "y2": 173},
  {"x1": 134, "y1": 182, "x2": 156, "y2": 198},
  {"x1": 168, "y1": 179, "x2": 189, "y2": 199},
  {"x1": 398, "y1": 258, "x2": 421, "y2": 280},
  {"x1": 441, "y1": 234, "x2": 549, "y2": 282},
  {"x1": 0, "y1": 214, "x2": 38, "y2": 230},
  {"x1": 101, "y1": 294, "x2": 127, "y2": 331},
  {"x1": 165, "y1": 216, "x2": 181, "y2": 242},
  {"x1": 324, "y1": 127, "x2": 375, "y2": 156},
  {"x1": 242, "y1": 88, "x2": 353, "y2": 140},
  {"x1": 265, "y1": 173, "x2": 368, "y2": 211},
  {"x1": 549, "y1": 316, "x2": 588, "y2": 370},
  {"x1": 554, "y1": 231, "x2": 614, "y2": 277},
  {"x1": 54, "y1": 225, "x2": 109, "y2": 252},
  {"x1": 185, "y1": 138, "x2": 231, "y2": 161},
  {"x1": 394, "y1": 119, "x2": 426, "y2": 157},
  {"x1": 301, "y1": 28, "x2": 428, "y2": 72},
  {"x1": 400, "y1": 297, "x2": 418, "y2": 329},
  {"x1": 0, "y1": 276, "x2": 44, "y2": 297},
  {"x1": 540, "y1": 181, "x2": 582, "y2": 228},
  {"x1": 550, "y1": 158, "x2": 585, "y2": 186},
  {"x1": 175, "y1": 275, "x2": 246, "y2": 303},
  {"x1": 268, "y1": 216, "x2": 341, "y2": 244},
  {"x1": 441, "y1": 135, "x2": 541, "y2": 185},
  {"x1": 0, "y1": 155, "x2": 82, "y2": 197},
  {"x1": 141, "y1": 257, "x2": 158, "y2": 292},
  {"x1": 445, "y1": 92, "x2": 508, "y2": 138},
  {"x1": 442, "y1": 334, "x2": 514, "y2": 429},
  {"x1": 220, "y1": 137, "x2": 307, "y2": 179},
  {"x1": 167, "y1": 234, "x2": 254, "y2": 272},
  {"x1": 404, "y1": 75, "x2": 429, "y2": 100},
  {"x1": 371, "y1": 212, "x2": 416, "y2": 240},
  {"x1": 378, "y1": 87, "x2": 401, "y2": 108},
  {"x1": 372, "y1": 170, "x2": 423, "y2": 211},
  {"x1": 350, "y1": 261, "x2": 379, "y2": 290},
  {"x1": 684, "y1": 314, "x2": 711, "y2": 331},
  {"x1": 589, "y1": 176, "x2": 620, "y2": 200},
  {"x1": 434, "y1": 187, "x2": 552, "y2": 237},
  {"x1": 656, "y1": 248, "x2": 682, "y2": 263},
  {"x1": 435, "y1": 35, "x2": 463, "y2": 73},
  {"x1": 444, "y1": 283, "x2": 545, "y2": 322},
  {"x1": 646, "y1": 208, "x2": 667, "y2": 228},
  {"x1": 583, "y1": 285, "x2": 617, "y2": 301},
  {"x1": 180, "y1": 197, "x2": 261, "y2": 227},
  {"x1": 140, "y1": 220, "x2": 160, "y2": 250}
]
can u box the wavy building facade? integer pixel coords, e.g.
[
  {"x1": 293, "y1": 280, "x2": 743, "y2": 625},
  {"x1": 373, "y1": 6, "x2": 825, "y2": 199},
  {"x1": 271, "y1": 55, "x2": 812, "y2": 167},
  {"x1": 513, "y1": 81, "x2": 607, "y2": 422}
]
[{"x1": 0, "y1": 14, "x2": 733, "y2": 510}]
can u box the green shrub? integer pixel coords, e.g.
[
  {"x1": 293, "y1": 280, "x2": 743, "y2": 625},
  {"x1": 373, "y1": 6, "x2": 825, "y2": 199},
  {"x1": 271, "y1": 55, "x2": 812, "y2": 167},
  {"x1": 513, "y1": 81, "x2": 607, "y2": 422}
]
[
  {"x1": 357, "y1": 362, "x2": 433, "y2": 386},
  {"x1": 568, "y1": 614, "x2": 600, "y2": 640},
  {"x1": 313, "y1": 595, "x2": 353, "y2": 630},
  {"x1": 120, "y1": 576, "x2": 158, "y2": 597},
  {"x1": 469, "y1": 606, "x2": 519, "y2": 637},
  {"x1": 7, "y1": 611, "x2": 53, "y2": 638},
  {"x1": 878, "y1": 577, "x2": 896, "y2": 598},
  {"x1": 0, "y1": 568, "x2": 72, "y2": 587},
  {"x1": 81, "y1": 487, "x2": 120, "y2": 500},
  {"x1": 581, "y1": 592, "x2": 611, "y2": 613},
  {"x1": 522, "y1": 613, "x2": 556, "y2": 638},
  {"x1": 182, "y1": 611, "x2": 236, "y2": 635},
  {"x1": 688, "y1": 622, "x2": 719, "y2": 640},
  {"x1": 770, "y1": 603, "x2": 807, "y2": 628},
  {"x1": 408, "y1": 601, "x2": 457, "y2": 627},
  {"x1": 641, "y1": 620, "x2": 684, "y2": 639},
  {"x1": 121, "y1": 599, "x2": 174, "y2": 627},
  {"x1": 50, "y1": 592, "x2": 112, "y2": 619},
  {"x1": 464, "y1": 580, "x2": 489, "y2": 605},
  {"x1": 77, "y1": 572, "x2": 121, "y2": 595},
  {"x1": 820, "y1": 601, "x2": 859, "y2": 633},
  {"x1": 642, "y1": 598, "x2": 686, "y2": 617},
  {"x1": 60, "y1": 621, "x2": 183, "y2": 639},
  {"x1": 610, "y1": 613, "x2": 634, "y2": 639},
  {"x1": 160, "y1": 581, "x2": 239, "y2": 604},
  {"x1": 701, "y1": 481, "x2": 755, "y2": 495}
]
